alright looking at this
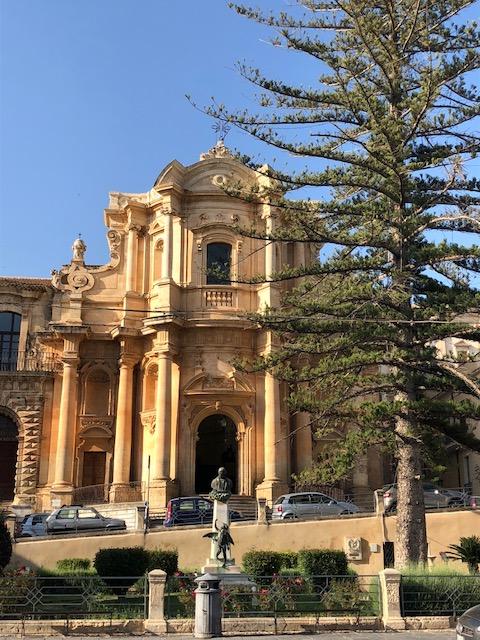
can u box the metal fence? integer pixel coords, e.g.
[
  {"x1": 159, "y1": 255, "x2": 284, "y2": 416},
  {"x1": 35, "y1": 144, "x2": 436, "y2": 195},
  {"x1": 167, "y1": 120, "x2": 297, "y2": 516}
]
[
  {"x1": 0, "y1": 575, "x2": 147, "y2": 620},
  {"x1": 72, "y1": 482, "x2": 143, "y2": 505},
  {"x1": 0, "y1": 350, "x2": 59, "y2": 373},
  {"x1": 164, "y1": 574, "x2": 380, "y2": 620},
  {"x1": 401, "y1": 574, "x2": 480, "y2": 617}
]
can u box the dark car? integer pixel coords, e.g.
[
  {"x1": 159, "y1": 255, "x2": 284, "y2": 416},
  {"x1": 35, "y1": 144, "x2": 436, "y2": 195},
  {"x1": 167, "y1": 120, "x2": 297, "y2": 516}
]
[
  {"x1": 46, "y1": 505, "x2": 126, "y2": 534},
  {"x1": 456, "y1": 604, "x2": 480, "y2": 640},
  {"x1": 163, "y1": 496, "x2": 241, "y2": 527}
]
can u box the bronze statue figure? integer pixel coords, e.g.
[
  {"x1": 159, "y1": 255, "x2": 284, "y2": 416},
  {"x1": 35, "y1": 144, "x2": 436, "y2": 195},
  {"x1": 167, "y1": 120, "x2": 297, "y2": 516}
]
[
  {"x1": 209, "y1": 466, "x2": 232, "y2": 503},
  {"x1": 203, "y1": 520, "x2": 235, "y2": 568}
]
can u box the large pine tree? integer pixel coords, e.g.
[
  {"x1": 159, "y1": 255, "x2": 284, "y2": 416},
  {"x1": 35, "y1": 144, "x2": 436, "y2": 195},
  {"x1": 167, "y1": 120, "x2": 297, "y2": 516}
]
[{"x1": 209, "y1": 0, "x2": 480, "y2": 565}]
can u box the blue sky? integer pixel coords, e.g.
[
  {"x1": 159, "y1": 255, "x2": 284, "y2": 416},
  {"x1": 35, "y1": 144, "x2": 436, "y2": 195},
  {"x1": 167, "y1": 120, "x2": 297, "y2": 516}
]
[{"x1": 1, "y1": 1, "x2": 479, "y2": 277}]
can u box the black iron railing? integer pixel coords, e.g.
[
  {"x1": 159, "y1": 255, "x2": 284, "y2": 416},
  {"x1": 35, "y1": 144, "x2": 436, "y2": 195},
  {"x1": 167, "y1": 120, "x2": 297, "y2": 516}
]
[
  {"x1": 0, "y1": 574, "x2": 147, "y2": 619},
  {"x1": 401, "y1": 574, "x2": 480, "y2": 617}
]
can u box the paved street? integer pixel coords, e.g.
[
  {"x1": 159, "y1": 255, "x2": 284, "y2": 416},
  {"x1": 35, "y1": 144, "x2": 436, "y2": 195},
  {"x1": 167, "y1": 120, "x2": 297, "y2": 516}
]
[{"x1": 0, "y1": 631, "x2": 456, "y2": 640}]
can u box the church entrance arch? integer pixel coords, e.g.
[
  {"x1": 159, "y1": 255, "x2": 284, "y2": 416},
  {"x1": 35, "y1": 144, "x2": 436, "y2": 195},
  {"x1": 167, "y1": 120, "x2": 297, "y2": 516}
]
[
  {"x1": 195, "y1": 414, "x2": 237, "y2": 494},
  {"x1": 0, "y1": 411, "x2": 18, "y2": 501}
]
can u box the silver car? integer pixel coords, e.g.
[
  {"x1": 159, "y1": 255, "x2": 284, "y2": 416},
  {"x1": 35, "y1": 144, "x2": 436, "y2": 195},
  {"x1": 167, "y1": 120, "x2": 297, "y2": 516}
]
[
  {"x1": 46, "y1": 505, "x2": 126, "y2": 534},
  {"x1": 382, "y1": 482, "x2": 466, "y2": 512},
  {"x1": 272, "y1": 492, "x2": 359, "y2": 520},
  {"x1": 457, "y1": 604, "x2": 480, "y2": 640},
  {"x1": 19, "y1": 512, "x2": 49, "y2": 537}
]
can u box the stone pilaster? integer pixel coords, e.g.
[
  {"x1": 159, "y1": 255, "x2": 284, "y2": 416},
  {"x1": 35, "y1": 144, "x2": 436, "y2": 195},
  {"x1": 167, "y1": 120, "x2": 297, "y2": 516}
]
[{"x1": 294, "y1": 412, "x2": 313, "y2": 473}]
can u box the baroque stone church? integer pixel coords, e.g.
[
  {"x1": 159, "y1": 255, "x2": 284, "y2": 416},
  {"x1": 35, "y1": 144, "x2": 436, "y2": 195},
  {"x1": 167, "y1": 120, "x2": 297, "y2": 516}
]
[{"x1": 0, "y1": 144, "x2": 474, "y2": 512}]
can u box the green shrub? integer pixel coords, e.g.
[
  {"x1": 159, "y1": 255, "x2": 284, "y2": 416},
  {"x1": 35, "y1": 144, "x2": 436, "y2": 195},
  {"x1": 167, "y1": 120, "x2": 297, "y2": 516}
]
[
  {"x1": 278, "y1": 551, "x2": 298, "y2": 569},
  {"x1": 147, "y1": 549, "x2": 178, "y2": 576},
  {"x1": 297, "y1": 549, "x2": 348, "y2": 577},
  {"x1": 94, "y1": 547, "x2": 149, "y2": 596},
  {"x1": 0, "y1": 517, "x2": 12, "y2": 570},
  {"x1": 0, "y1": 569, "x2": 32, "y2": 614},
  {"x1": 242, "y1": 551, "x2": 284, "y2": 577},
  {"x1": 56, "y1": 558, "x2": 91, "y2": 573}
]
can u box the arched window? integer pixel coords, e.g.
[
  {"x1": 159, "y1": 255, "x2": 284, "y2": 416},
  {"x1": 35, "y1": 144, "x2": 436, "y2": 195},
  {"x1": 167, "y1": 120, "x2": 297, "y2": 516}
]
[
  {"x1": 206, "y1": 243, "x2": 231, "y2": 285},
  {"x1": 0, "y1": 312, "x2": 21, "y2": 371}
]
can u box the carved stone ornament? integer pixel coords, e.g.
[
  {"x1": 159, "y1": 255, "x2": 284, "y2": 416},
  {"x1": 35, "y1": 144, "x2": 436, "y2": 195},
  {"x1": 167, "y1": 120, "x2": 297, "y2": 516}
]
[
  {"x1": 344, "y1": 536, "x2": 363, "y2": 561},
  {"x1": 385, "y1": 582, "x2": 400, "y2": 604},
  {"x1": 140, "y1": 411, "x2": 156, "y2": 435},
  {"x1": 200, "y1": 140, "x2": 234, "y2": 161},
  {"x1": 52, "y1": 261, "x2": 95, "y2": 293},
  {"x1": 202, "y1": 376, "x2": 235, "y2": 390}
]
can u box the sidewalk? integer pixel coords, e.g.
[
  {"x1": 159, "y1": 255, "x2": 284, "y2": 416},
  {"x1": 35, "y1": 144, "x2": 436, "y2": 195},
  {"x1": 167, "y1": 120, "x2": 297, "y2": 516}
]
[{"x1": 0, "y1": 631, "x2": 456, "y2": 640}]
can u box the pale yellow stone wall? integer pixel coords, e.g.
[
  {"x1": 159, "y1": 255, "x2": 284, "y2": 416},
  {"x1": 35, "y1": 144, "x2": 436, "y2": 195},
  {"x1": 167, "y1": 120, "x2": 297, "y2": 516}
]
[{"x1": 11, "y1": 510, "x2": 480, "y2": 575}]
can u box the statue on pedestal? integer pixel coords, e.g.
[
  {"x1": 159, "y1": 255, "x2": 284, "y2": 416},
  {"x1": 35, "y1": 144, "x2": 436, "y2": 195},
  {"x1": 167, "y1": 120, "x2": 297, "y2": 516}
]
[
  {"x1": 203, "y1": 521, "x2": 235, "y2": 568},
  {"x1": 209, "y1": 466, "x2": 232, "y2": 503}
]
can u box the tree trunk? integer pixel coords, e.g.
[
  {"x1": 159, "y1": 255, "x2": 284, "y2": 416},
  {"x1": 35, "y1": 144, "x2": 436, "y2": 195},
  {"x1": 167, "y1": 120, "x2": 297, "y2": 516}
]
[{"x1": 394, "y1": 410, "x2": 428, "y2": 568}]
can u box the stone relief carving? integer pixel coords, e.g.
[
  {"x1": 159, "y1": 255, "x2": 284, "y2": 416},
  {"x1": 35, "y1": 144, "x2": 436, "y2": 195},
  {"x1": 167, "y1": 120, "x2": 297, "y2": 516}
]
[
  {"x1": 140, "y1": 411, "x2": 156, "y2": 435},
  {"x1": 385, "y1": 582, "x2": 400, "y2": 604},
  {"x1": 202, "y1": 376, "x2": 235, "y2": 390},
  {"x1": 200, "y1": 140, "x2": 234, "y2": 161},
  {"x1": 344, "y1": 536, "x2": 363, "y2": 561},
  {"x1": 52, "y1": 262, "x2": 95, "y2": 294}
]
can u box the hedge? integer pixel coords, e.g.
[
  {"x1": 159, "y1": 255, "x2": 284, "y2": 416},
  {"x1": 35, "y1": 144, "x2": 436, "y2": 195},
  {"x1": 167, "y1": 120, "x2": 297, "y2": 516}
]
[
  {"x1": 297, "y1": 549, "x2": 349, "y2": 577},
  {"x1": 147, "y1": 549, "x2": 178, "y2": 576},
  {"x1": 94, "y1": 547, "x2": 150, "y2": 595}
]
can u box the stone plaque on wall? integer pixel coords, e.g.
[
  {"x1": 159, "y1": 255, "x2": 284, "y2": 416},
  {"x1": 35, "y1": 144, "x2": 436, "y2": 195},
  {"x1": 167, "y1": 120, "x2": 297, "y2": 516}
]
[{"x1": 344, "y1": 536, "x2": 363, "y2": 561}]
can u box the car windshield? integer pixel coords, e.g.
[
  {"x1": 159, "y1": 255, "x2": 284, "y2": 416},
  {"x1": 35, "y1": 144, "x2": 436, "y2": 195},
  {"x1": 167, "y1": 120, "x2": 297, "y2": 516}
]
[{"x1": 274, "y1": 496, "x2": 285, "y2": 505}]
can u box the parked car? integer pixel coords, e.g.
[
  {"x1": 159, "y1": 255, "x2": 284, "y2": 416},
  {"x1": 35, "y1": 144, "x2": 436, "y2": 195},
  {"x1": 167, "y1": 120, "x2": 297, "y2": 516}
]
[
  {"x1": 163, "y1": 496, "x2": 242, "y2": 527},
  {"x1": 381, "y1": 482, "x2": 467, "y2": 512},
  {"x1": 46, "y1": 505, "x2": 126, "y2": 534},
  {"x1": 272, "y1": 492, "x2": 360, "y2": 520},
  {"x1": 18, "y1": 512, "x2": 50, "y2": 537},
  {"x1": 456, "y1": 604, "x2": 480, "y2": 640}
]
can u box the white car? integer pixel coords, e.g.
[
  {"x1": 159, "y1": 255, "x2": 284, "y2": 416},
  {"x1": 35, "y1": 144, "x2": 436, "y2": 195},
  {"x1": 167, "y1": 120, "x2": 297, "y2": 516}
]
[
  {"x1": 19, "y1": 512, "x2": 49, "y2": 537},
  {"x1": 272, "y1": 492, "x2": 360, "y2": 520}
]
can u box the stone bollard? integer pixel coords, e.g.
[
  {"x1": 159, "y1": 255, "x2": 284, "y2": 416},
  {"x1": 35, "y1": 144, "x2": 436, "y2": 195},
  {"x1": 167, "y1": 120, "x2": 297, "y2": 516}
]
[
  {"x1": 194, "y1": 573, "x2": 222, "y2": 639},
  {"x1": 257, "y1": 498, "x2": 268, "y2": 525},
  {"x1": 146, "y1": 569, "x2": 167, "y2": 633},
  {"x1": 379, "y1": 568, "x2": 405, "y2": 629}
]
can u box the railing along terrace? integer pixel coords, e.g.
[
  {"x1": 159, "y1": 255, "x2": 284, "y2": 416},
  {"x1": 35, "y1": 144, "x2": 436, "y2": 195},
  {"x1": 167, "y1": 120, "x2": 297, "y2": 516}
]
[
  {"x1": 401, "y1": 574, "x2": 480, "y2": 617},
  {"x1": 164, "y1": 574, "x2": 380, "y2": 620},
  {"x1": 0, "y1": 351, "x2": 59, "y2": 373},
  {"x1": 72, "y1": 482, "x2": 144, "y2": 505},
  {"x1": 0, "y1": 574, "x2": 147, "y2": 620}
]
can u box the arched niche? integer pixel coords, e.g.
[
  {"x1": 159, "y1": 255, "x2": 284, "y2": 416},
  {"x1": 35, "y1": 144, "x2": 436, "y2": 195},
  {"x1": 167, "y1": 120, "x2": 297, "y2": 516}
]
[
  {"x1": 143, "y1": 362, "x2": 158, "y2": 412},
  {"x1": 152, "y1": 238, "x2": 163, "y2": 283},
  {"x1": 82, "y1": 366, "x2": 112, "y2": 416}
]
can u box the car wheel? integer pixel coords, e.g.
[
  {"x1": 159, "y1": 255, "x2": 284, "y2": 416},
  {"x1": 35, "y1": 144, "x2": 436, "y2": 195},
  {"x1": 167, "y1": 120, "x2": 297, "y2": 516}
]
[
  {"x1": 283, "y1": 513, "x2": 297, "y2": 520},
  {"x1": 385, "y1": 502, "x2": 397, "y2": 513}
]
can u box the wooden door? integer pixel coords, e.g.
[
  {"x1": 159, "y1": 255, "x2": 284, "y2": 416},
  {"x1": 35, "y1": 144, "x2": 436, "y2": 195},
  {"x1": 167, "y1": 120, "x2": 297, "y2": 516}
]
[{"x1": 82, "y1": 451, "x2": 106, "y2": 487}]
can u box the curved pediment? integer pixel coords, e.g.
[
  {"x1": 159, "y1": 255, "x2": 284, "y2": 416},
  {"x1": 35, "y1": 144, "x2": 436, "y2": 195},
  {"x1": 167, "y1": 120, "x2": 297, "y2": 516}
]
[
  {"x1": 183, "y1": 158, "x2": 256, "y2": 193},
  {"x1": 183, "y1": 373, "x2": 254, "y2": 394}
]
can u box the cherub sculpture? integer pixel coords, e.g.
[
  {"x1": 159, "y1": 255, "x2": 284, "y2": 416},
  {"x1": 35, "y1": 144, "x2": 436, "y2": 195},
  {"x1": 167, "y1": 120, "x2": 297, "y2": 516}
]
[{"x1": 203, "y1": 520, "x2": 234, "y2": 568}]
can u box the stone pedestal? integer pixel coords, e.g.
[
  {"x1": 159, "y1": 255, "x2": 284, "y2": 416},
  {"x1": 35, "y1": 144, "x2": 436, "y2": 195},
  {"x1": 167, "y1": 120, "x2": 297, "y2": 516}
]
[
  {"x1": 379, "y1": 568, "x2": 405, "y2": 629},
  {"x1": 145, "y1": 569, "x2": 167, "y2": 634}
]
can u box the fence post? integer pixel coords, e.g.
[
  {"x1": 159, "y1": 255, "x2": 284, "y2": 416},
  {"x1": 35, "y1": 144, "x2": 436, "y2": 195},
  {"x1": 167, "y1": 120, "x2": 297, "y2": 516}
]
[
  {"x1": 379, "y1": 568, "x2": 406, "y2": 630},
  {"x1": 257, "y1": 498, "x2": 268, "y2": 525},
  {"x1": 145, "y1": 569, "x2": 167, "y2": 633}
]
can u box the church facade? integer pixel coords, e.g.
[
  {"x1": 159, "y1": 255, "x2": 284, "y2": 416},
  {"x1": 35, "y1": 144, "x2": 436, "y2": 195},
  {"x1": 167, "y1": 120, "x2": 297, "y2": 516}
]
[{"x1": 0, "y1": 144, "x2": 477, "y2": 512}]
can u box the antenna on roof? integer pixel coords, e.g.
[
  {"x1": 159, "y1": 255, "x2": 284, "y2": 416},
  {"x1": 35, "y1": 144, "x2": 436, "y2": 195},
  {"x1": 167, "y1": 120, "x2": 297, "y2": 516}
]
[{"x1": 212, "y1": 120, "x2": 231, "y2": 143}]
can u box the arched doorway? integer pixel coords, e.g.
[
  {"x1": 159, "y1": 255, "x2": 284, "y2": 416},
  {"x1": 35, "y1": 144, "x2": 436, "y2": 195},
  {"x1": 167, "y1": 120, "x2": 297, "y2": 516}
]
[
  {"x1": 0, "y1": 412, "x2": 18, "y2": 500},
  {"x1": 195, "y1": 414, "x2": 237, "y2": 494}
]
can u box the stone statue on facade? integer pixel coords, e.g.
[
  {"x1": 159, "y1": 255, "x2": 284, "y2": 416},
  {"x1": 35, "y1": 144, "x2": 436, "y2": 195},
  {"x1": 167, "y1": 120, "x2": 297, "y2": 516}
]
[
  {"x1": 72, "y1": 236, "x2": 87, "y2": 262},
  {"x1": 209, "y1": 466, "x2": 232, "y2": 503}
]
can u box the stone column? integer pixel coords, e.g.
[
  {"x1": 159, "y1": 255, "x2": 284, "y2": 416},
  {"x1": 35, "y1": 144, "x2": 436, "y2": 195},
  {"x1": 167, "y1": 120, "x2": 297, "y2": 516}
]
[
  {"x1": 126, "y1": 224, "x2": 140, "y2": 292},
  {"x1": 294, "y1": 412, "x2": 313, "y2": 473},
  {"x1": 379, "y1": 568, "x2": 405, "y2": 629},
  {"x1": 51, "y1": 335, "x2": 82, "y2": 503},
  {"x1": 265, "y1": 214, "x2": 275, "y2": 281},
  {"x1": 162, "y1": 213, "x2": 173, "y2": 280},
  {"x1": 256, "y1": 372, "x2": 288, "y2": 505},
  {"x1": 110, "y1": 352, "x2": 137, "y2": 502},
  {"x1": 150, "y1": 351, "x2": 175, "y2": 507},
  {"x1": 145, "y1": 569, "x2": 167, "y2": 633}
]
